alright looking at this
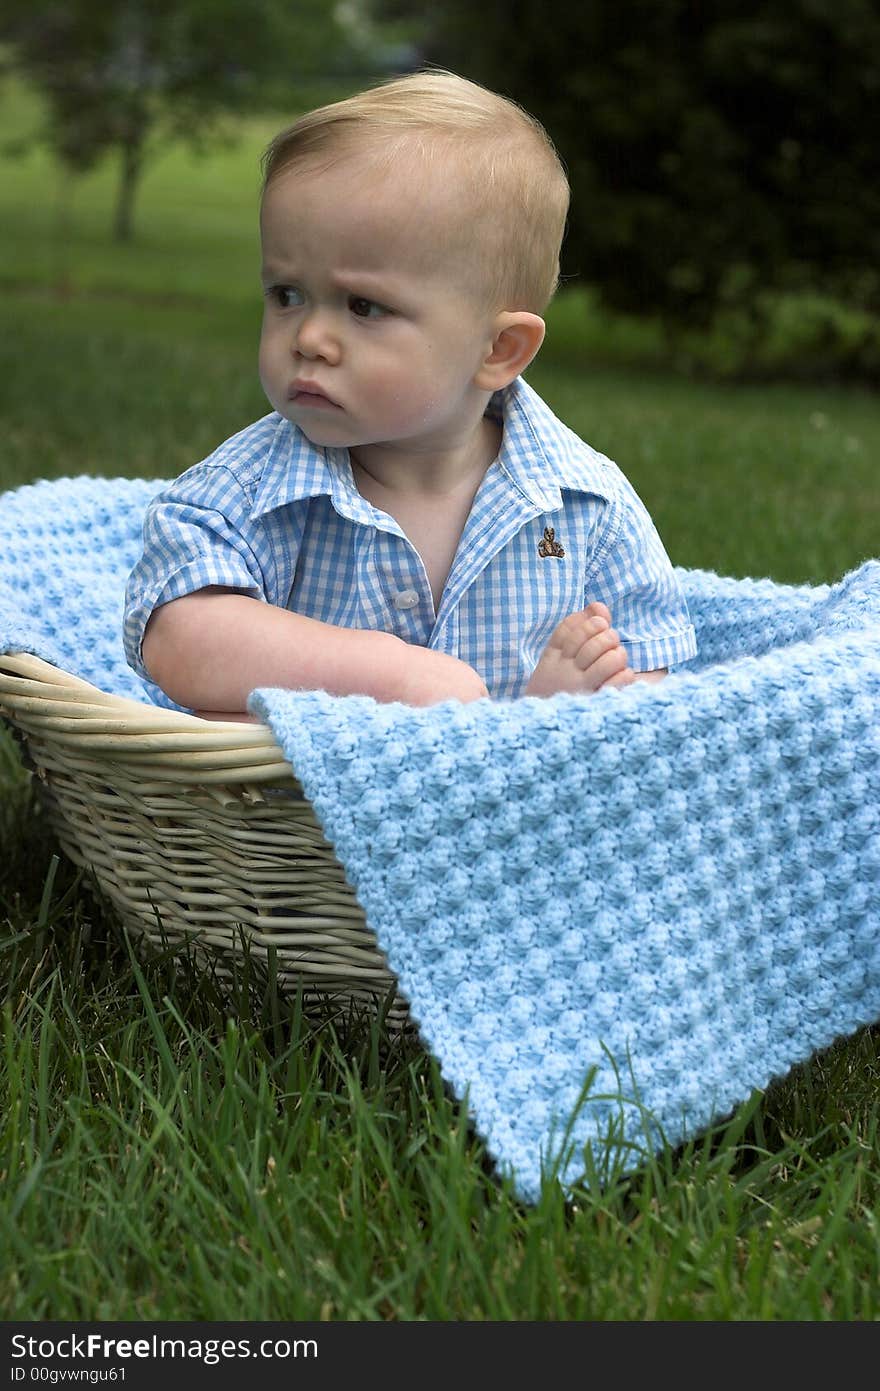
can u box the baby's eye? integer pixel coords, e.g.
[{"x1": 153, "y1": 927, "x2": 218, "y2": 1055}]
[
  {"x1": 348, "y1": 296, "x2": 388, "y2": 319},
  {"x1": 267, "y1": 285, "x2": 305, "y2": 309}
]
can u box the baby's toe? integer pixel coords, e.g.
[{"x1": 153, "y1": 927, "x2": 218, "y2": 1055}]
[
  {"x1": 584, "y1": 601, "x2": 613, "y2": 625},
  {"x1": 552, "y1": 610, "x2": 604, "y2": 658}
]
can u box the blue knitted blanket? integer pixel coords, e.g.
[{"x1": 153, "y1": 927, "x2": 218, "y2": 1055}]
[{"x1": 2, "y1": 475, "x2": 879, "y2": 1202}]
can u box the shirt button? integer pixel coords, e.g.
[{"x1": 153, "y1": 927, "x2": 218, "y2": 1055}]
[{"x1": 393, "y1": 588, "x2": 420, "y2": 610}]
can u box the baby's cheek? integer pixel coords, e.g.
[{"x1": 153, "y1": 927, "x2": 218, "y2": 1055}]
[
  {"x1": 372, "y1": 375, "x2": 437, "y2": 426},
  {"x1": 257, "y1": 338, "x2": 279, "y2": 393}
]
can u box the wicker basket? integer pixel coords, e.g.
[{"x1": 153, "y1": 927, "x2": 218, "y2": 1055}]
[{"x1": 0, "y1": 651, "x2": 408, "y2": 1024}]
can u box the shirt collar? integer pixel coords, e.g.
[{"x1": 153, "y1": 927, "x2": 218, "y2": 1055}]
[
  {"x1": 491, "y1": 376, "x2": 616, "y2": 511},
  {"x1": 249, "y1": 375, "x2": 615, "y2": 520},
  {"x1": 249, "y1": 415, "x2": 374, "y2": 524}
]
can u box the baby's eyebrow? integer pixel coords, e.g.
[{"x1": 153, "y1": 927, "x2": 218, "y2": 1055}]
[
  {"x1": 330, "y1": 267, "x2": 399, "y2": 294},
  {"x1": 331, "y1": 269, "x2": 417, "y2": 309},
  {"x1": 260, "y1": 263, "x2": 293, "y2": 285}
]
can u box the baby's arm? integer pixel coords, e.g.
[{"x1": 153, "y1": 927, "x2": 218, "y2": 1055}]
[{"x1": 142, "y1": 588, "x2": 489, "y2": 717}]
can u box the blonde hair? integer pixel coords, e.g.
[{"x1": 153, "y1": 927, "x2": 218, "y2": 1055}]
[{"x1": 261, "y1": 70, "x2": 569, "y2": 314}]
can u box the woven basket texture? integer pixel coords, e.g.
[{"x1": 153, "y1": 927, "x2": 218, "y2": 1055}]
[{"x1": 0, "y1": 651, "x2": 408, "y2": 1025}]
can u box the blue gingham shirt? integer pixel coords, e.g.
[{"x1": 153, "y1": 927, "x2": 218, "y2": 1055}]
[{"x1": 124, "y1": 375, "x2": 696, "y2": 704}]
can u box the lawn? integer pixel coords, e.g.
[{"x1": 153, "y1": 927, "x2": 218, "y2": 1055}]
[{"x1": 2, "y1": 75, "x2": 880, "y2": 1322}]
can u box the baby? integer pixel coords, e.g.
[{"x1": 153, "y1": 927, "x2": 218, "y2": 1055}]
[{"x1": 124, "y1": 71, "x2": 696, "y2": 718}]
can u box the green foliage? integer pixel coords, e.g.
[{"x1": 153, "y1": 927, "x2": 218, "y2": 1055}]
[
  {"x1": 545, "y1": 286, "x2": 880, "y2": 386},
  {"x1": 393, "y1": 0, "x2": 880, "y2": 333},
  {"x1": 0, "y1": 0, "x2": 356, "y2": 239},
  {"x1": 673, "y1": 288, "x2": 880, "y2": 383}
]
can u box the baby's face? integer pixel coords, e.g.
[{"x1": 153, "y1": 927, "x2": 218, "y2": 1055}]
[{"x1": 258, "y1": 154, "x2": 498, "y2": 459}]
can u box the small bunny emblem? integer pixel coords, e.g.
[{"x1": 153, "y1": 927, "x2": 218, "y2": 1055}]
[{"x1": 538, "y1": 526, "x2": 565, "y2": 558}]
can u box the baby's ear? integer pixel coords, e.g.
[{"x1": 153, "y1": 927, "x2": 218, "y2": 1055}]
[{"x1": 474, "y1": 312, "x2": 545, "y2": 390}]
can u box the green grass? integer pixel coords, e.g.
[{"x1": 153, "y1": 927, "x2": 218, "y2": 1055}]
[
  {"x1": 4, "y1": 836, "x2": 880, "y2": 1321},
  {"x1": 2, "y1": 74, "x2": 880, "y2": 1321}
]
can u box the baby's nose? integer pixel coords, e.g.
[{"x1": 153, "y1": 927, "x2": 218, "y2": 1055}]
[{"x1": 293, "y1": 309, "x2": 340, "y2": 363}]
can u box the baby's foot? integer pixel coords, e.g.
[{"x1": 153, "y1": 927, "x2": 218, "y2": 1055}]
[{"x1": 525, "y1": 603, "x2": 635, "y2": 697}]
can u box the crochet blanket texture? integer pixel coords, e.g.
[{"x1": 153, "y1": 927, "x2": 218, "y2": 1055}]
[{"x1": 2, "y1": 475, "x2": 879, "y2": 1202}]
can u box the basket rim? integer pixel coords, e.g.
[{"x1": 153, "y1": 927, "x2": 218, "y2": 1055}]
[{"x1": 0, "y1": 649, "x2": 295, "y2": 781}]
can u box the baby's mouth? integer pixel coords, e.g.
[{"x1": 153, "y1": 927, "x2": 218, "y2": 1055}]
[{"x1": 288, "y1": 380, "x2": 340, "y2": 409}]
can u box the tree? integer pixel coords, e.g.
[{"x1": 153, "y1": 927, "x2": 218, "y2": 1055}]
[
  {"x1": 378, "y1": 0, "x2": 880, "y2": 329},
  {"x1": 0, "y1": 0, "x2": 355, "y2": 241}
]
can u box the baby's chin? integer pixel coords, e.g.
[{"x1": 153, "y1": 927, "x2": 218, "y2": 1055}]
[
  {"x1": 280, "y1": 410, "x2": 361, "y2": 451},
  {"x1": 283, "y1": 410, "x2": 402, "y2": 456}
]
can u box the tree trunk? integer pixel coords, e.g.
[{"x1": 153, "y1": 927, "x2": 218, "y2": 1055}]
[
  {"x1": 113, "y1": 130, "x2": 144, "y2": 243},
  {"x1": 53, "y1": 164, "x2": 76, "y2": 298}
]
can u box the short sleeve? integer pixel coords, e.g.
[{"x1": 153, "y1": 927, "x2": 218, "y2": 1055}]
[
  {"x1": 123, "y1": 464, "x2": 271, "y2": 681},
  {"x1": 585, "y1": 489, "x2": 697, "y2": 672}
]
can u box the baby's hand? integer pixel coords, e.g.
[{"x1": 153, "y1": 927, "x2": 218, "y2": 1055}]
[
  {"x1": 525, "y1": 603, "x2": 635, "y2": 697},
  {"x1": 195, "y1": 709, "x2": 260, "y2": 723},
  {"x1": 394, "y1": 644, "x2": 489, "y2": 706}
]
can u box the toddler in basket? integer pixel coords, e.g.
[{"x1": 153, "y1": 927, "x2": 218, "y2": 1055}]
[{"x1": 123, "y1": 70, "x2": 696, "y2": 719}]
